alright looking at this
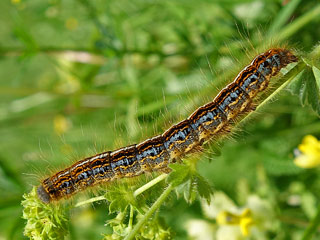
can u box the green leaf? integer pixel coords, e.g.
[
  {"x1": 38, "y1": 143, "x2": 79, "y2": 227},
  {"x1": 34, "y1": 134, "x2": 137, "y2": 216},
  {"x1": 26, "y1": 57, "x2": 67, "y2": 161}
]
[
  {"x1": 194, "y1": 173, "x2": 214, "y2": 205},
  {"x1": 312, "y1": 66, "x2": 320, "y2": 91},
  {"x1": 183, "y1": 178, "x2": 197, "y2": 204},
  {"x1": 167, "y1": 163, "x2": 191, "y2": 187},
  {"x1": 289, "y1": 67, "x2": 320, "y2": 115},
  {"x1": 182, "y1": 173, "x2": 214, "y2": 204},
  {"x1": 305, "y1": 68, "x2": 320, "y2": 115},
  {"x1": 105, "y1": 186, "x2": 137, "y2": 213},
  {"x1": 169, "y1": 163, "x2": 214, "y2": 204},
  {"x1": 289, "y1": 69, "x2": 306, "y2": 96}
]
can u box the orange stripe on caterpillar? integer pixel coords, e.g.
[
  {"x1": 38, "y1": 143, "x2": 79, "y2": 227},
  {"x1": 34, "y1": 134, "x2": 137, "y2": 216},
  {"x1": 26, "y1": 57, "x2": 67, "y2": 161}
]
[{"x1": 37, "y1": 48, "x2": 298, "y2": 203}]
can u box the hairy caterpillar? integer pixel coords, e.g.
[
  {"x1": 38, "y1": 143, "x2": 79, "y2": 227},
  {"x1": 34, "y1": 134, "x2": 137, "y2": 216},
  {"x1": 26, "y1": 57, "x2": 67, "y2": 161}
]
[{"x1": 37, "y1": 48, "x2": 298, "y2": 203}]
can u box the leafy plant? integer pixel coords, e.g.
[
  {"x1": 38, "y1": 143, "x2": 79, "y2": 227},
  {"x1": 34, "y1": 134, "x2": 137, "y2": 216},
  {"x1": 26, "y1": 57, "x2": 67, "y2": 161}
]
[{"x1": 1, "y1": 0, "x2": 320, "y2": 239}]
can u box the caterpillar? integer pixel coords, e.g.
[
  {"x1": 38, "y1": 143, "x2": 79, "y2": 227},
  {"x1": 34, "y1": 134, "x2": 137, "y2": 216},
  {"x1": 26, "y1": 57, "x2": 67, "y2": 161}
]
[{"x1": 37, "y1": 48, "x2": 298, "y2": 203}]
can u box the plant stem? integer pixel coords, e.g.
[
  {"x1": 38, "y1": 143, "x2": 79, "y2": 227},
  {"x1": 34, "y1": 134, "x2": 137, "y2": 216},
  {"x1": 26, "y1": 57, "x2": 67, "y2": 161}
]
[
  {"x1": 124, "y1": 184, "x2": 174, "y2": 240},
  {"x1": 74, "y1": 196, "x2": 106, "y2": 207},
  {"x1": 133, "y1": 173, "x2": 168, "y2": 198},
  {"x1": 267, "y1": 0, "x2": 301, "y2": 37},
  {"x1": 277, "y1": 5, "x2": 320, "y2": 42},
  {"x1": 128, "y1": 205, "x2": 134, "y2": 230},
  {"x1": 301, "y1": 204, "x2": 320, "y2": 240}
]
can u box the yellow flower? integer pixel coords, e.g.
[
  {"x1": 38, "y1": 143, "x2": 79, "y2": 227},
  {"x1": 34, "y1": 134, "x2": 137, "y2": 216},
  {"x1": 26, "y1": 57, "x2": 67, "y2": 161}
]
[
  {"x1": 216, "y1": 208, "x2": 253, "y2": 236},
  {"x1": 294, "y1": 135, "x2": 320, "y2": 168},
  {"x1": 193, "y1": 192, "x2": 275, "y2": 240}
]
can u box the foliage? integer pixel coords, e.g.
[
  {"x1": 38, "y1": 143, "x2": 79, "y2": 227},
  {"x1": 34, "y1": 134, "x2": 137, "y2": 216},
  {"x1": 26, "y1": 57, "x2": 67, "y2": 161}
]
[
  {"x1": 1, "y1": 0, "x2": 320, "y2": 239},
  {"x1": 22, "y1": 187, "x2": 69, "y2": 240}
]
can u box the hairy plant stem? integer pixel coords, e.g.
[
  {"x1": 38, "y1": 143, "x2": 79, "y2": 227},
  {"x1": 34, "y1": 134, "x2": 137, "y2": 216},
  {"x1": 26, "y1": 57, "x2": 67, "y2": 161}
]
[
  {"x1": 128, "y1": 205, "x2": 134, "y2": 231},
  {"x1": 74, "y1": 174, "x2": 168, "y2": 207},
  {"x1": 124, "y1": 184, "x2": 174, "y2": 240},
  {"x1": 133, "y1": 173, "x2": 168, "y2": 198},
  {"x1": 74, "y1": 196, "x2": 106, "y2": 208}
]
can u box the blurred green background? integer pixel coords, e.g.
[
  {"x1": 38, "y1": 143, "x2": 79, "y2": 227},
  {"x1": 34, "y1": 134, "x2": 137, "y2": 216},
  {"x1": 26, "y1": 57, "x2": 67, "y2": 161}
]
[{"x1": 1, "y1": 0, "x2": 320, "y2": 239}]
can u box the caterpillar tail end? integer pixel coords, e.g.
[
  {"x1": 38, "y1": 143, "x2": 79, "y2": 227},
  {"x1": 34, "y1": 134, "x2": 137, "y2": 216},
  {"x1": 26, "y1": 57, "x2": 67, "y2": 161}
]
[{"x1": 37, "y1": 185, "x2": 51, "y2": 204}]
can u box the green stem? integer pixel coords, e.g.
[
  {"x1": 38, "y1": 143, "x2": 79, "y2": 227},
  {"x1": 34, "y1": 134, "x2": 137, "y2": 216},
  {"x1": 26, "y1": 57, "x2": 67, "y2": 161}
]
[
  {"x1": 301, "y1": 204, "x2": 320, "y2": 240},
  {"x1": 267, "y1": 0, "x2": 301, "y2": 37},
  {"x1": 128, "y1": 205, "x2": 134, "y2": 230},
  {"x1": 133, "y1": 173, "x2": 168, "y2": 198},
  {"x1": 74, "y1": 196, "x2": 106, "y2": 208},
  {"x1": 124, "y1": 184, "x2": 174, "y2": 240},
  {"x1": 277, "y1": 5, "x2": 320, "y2": 42}
]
